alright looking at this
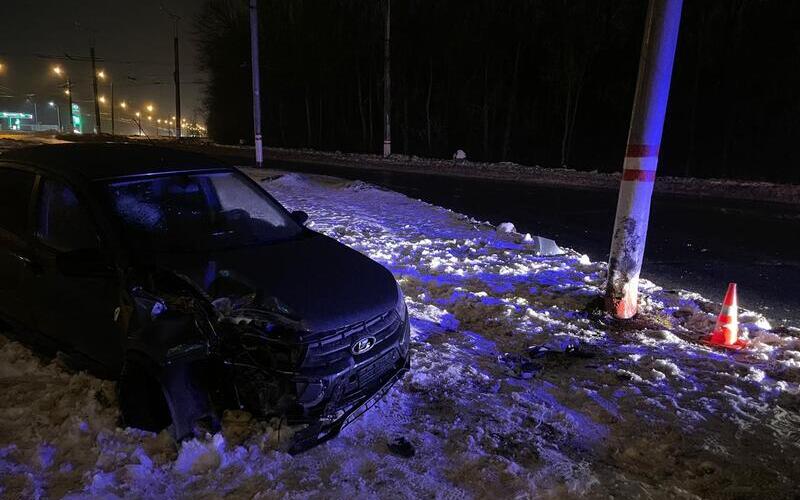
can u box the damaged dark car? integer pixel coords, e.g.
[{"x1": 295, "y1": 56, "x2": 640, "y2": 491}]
[{"x1": 0, "y1": 143, "x2": 410, "y2": 453}]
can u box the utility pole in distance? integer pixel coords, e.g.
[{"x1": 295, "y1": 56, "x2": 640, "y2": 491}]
[
  {"x1": 174, "y1": 31, "x2": 181, "y2": 140},
  {"x1": 110, "y1": 81, "x2": 115, "y2": 135},
  {"x1": 90, "y1": 47, "x2": 102, "y2": 134},
  {"x1": 382, "y1": 0, "x2": 391, "y2": 157},
  {"x1": 249, "y1": 0, "x2": 263, "y2": 167},
  {"x1": 161, "y1": 3, "x2": 182, "y2": 140},
  {"x1": 606, "y1": 0, "x2": 683, "y2": 319},
  {"x1": 66, "y1": 78, "x2": 73, "y2": 133}
]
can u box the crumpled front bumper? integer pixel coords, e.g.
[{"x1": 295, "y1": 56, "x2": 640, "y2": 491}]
[{"x1": 287, "y1": 318, "x2": 411, "y2": 454}]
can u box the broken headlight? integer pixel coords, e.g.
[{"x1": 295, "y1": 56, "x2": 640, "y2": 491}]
[{"x1": 395, "y1": 282, "x2": 407, "y2": 321}]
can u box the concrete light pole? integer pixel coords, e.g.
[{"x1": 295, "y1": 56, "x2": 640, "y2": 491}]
[
  {"x1": 90, "y1": 47, "x2": 102, "y2": 134},
  {"x1": 49, "y1": 102, "x2": 61, "y2": 132},
  {"x1": 249, "y1": 0, "x2": 264, "y2": 167},
  {"x1": 382, "y1": 0, "x2": 392, "y2": 157},
  {"x1": 110, "y1": 81, "x2": 115, "y2": 136},
  {"x1": 605, "y1": 0, "x2": 683, "y2": 319},
  {"x1": 66, "y1": 78, "x2": 73, "y2": 133},
  {"x1": 162, "y1": 4, "x2": 183, "y2": 140}
]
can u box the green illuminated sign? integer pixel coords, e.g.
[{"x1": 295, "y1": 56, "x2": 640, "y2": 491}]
[
  {"x1": 0, "y1": 112, "x2": 33, "y2": 120},
  {"x1": 71, "y1": 103, "x2": 82, "y2": 133}
]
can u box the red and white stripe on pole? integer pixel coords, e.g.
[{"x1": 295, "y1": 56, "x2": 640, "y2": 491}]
[{"x1": 605, "y1": 0, "x2": 683, "y2": 319}]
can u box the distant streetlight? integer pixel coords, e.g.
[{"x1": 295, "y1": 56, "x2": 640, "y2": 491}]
[
  {"x1": 51, "y1": 65, "x2": 73, "y2": 133},
  {"x1": 0, "y1": 62, "x2": 5, "y2": 73},
  {"x1": 49, "y1": 101, "x2": 62, "y2": 131},
  {"x1": 135, "y1": 111, "x2": 140, "y2": 117},
  {"x1": 94, "y1": 70, "x2": 116, "y2": 135},
  {"x1": 146, "y1": 104, "x2": 154, "y2": 113},
  {"x1": 120, "y1": 101, "x2": 127, "y2": 109}
]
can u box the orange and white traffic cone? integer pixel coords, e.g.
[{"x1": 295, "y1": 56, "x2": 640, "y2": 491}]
[{"x1": 703, "y1": 283, "x2": 748, "y2": 350}]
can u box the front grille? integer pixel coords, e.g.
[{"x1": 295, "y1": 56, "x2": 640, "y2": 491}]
[
  {"x1": 358, "y1": 348, "x2": 400, "y2": 387},
  {"x1": 302, "y1": 310, "x2": 402, "y2": 370}
]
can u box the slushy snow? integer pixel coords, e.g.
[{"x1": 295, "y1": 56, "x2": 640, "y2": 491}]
[{"x1": 0, "y1": 170, "x2": 798, "y2": 498}]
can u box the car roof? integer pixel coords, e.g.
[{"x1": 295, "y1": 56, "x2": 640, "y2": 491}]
[{"x1": 0, "y1": 142, "x2": 230, "y2": 182}]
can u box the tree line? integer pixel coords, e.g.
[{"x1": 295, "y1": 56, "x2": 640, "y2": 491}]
[{"x1": 196, "y1": 0, "x2": 800, "y2": 183}]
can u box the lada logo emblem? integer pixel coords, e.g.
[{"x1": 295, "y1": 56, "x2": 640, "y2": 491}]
[{"x1": 352, "y1": 336, "x2": 376, "y2": 355}]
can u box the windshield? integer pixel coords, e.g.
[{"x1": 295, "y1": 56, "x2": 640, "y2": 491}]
[{"x1": 104, "y1": 171, "x2": 303, "y2": 251}]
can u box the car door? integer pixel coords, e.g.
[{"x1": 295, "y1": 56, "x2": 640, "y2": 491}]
[
  {"x1": 26, "y1": 175, "x2": 124, "y2": 372},
  {"x1": 0, "y1": 165, "x2": 37, "y2": 328}
]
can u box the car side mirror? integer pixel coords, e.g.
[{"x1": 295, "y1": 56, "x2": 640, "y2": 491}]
[
  {"x1": 291, "y1": 210, "x2": 309, "y2": 225},
  {"x1": 56, "y1": 248, "x2": 112, "y2": 276}
]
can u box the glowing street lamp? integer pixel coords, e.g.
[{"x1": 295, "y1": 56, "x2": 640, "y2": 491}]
[
  {"x1": 99, "y1": 95, "x2": 107, "y2": 104},
  {"x1": 134, "y1": 111, "x2": 140, "y2": 118},
  {"x1": 51, "y1": 65, "x2": 74, "y2": 133},
  {"x1": 146, "y1": 104, "x2": 154, "y2": 113},
  {"x1": 97, "y1": 69, "x2": 106, "y2": 80},
  {"x1": 49, "y1": 101, "x2": 62, "y2": 131},
  {"x1": 120, "y1": 101, "x2": 127, "y2": 110}
]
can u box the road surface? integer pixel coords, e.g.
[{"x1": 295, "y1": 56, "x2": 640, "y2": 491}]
[{"x1": 260, "y1": 159, "x2": 800, "y2": 326}]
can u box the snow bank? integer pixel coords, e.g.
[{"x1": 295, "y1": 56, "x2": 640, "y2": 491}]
[
  {"x1": 257, "y1": 147, "x2": 800, "y2": 206},
  {"x1": 0, "y1": 170, "x2": 798, "y2": 498}
]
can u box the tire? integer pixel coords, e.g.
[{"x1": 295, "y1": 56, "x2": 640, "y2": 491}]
[
  {"x1": 118, "y1": 360, "x2": 172, "y2": 433},
  {"x1": 119, "y1": 356, "x2": 219, "y2": 440}
]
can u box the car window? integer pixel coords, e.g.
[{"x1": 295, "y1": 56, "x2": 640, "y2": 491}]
[
  {"x1": 35, "y1": 179, "x2": 99, "y2": 252},
  {"x1": 104, "y1": 171, "x2": 302, "y2": 251},
  {"x1": 0, "y1": 167, "x2": 35, "y2": 236},
  {"x1": 209, "y1": 172, "x2": 289, "y2": 226}
]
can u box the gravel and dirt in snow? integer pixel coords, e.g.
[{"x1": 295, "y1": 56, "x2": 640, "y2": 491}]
[{"x1": 1, "y1": 170, "x2": 798, "y2": 499}]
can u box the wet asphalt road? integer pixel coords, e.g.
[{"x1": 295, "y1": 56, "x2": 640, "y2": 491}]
[{"x1": 261, "y1": 159, "x2": 800, "y2": 326}]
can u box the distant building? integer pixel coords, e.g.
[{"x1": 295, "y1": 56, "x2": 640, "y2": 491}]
[
  {"x1": 0, "y1": 104, "x2": 81, "y2": 133},
  {"x1": 0, "y1": 111, "x2": 33, "y2": 131}
]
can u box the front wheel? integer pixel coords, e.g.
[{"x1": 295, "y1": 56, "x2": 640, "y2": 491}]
[
  {"x1": 118, "y1": 360, "x2": 172, "y2": 433},
  {"x1": 118, "y1": 358, "x2": 219, "y2": 440}
]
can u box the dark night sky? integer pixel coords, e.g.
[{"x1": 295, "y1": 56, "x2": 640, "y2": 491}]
[{"x1": 0, "y1": 0, "x2": 206, "y2": 132}]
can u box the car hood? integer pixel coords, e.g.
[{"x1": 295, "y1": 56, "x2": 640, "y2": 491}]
[{"x1": 154, "y1": 232, "x2": 398, "y2": 333}]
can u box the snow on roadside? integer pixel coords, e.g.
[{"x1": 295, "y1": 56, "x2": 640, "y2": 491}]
[
  {"x1": 256, "y1": 146, "x2": 800, "y2": 206},
  {"x1": 1, "y1": 171, "x2": 798, "y2": 499}
]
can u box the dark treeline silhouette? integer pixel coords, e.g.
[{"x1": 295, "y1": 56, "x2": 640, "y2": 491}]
[{"x1": 196, "y1": 0, "x2": 800, "y2": 183}]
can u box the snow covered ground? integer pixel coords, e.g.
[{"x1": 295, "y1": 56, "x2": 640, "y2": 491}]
[{"x1": 1, "y1": 171, "x2": 799, "y2": 498}]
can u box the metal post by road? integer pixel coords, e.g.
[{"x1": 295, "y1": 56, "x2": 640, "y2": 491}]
[
  {"x1": 382, "y1": 0, "x2": 391, "y2": 157},
  {"x1": 605, "y1": 0, "x2": 683, "y2": 319},
  {"x1": 174, "y1": 33, "x2": 182, "y2": 140},
  {"x1": 66, "y1": 78, "x2": 73, "y2": 133},
  {"x1": 110, "y1": 81, "x2": 115, "y2": 136},
  {"x1": 249, "y1": 0, "x2": 263, "y2": 167},
  {"x1": 90, "y1": 47, "x2": 102, "y2": 134},
  {"x1": 53, "y1": 104, "x2": 62, "y2": 131}
]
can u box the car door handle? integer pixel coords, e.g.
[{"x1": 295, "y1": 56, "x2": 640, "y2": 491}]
[{"x1": 9, "y1": 251, "x2": 43, "y2": 275}]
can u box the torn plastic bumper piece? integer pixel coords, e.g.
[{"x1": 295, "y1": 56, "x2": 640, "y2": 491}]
[{"x1": 288, "y1": 351, "x2": 410, "y2": 454}]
